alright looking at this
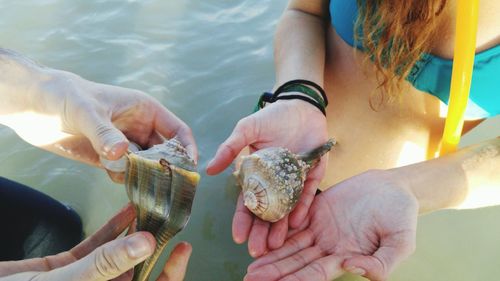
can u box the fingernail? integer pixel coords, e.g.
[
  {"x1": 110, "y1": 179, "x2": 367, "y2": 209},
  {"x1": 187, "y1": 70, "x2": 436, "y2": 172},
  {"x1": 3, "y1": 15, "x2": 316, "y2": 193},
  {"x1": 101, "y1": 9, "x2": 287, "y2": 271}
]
[
  {"x1": 346, "y1": 266, "x2": 366, "y2": 276},
  {"x1": 109, "y1": 143, "x2": 125, "y2": 157},
  {"x1": 126, "y1": 234, "x2": 152, "y2": 259},
  {"x1": 249, "y1": 250, "x2": 257, "y2": 258},
  {"x1": 106, "y1": 141, "x2": 129, "y2": 158},
  {"x1": 101, "y1": 145, "x2": 118, "y2": 159}
]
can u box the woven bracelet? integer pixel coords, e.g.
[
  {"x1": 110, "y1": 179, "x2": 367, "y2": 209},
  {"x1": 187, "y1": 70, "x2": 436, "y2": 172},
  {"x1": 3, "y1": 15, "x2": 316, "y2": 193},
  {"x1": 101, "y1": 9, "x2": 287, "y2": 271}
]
[{"x1": 254, "y1": 79, "x2": 328, "y2": 116}]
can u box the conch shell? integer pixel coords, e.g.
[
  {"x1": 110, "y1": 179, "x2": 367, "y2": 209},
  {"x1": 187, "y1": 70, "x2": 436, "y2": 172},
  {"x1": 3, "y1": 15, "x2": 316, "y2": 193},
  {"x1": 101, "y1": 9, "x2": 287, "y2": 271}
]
[
  {"x1": 124, "y1": 139, "x2": 200, "y2": 281},
  {"x1": 234, "y1": 139, "x2": 335, "y2": 222}
]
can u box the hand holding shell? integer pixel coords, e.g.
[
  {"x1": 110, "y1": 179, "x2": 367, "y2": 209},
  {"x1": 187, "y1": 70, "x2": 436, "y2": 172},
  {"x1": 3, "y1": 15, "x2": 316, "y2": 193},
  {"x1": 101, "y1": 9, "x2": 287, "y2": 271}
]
[{"x1": 103, "y1": 138, "x2": 199, "y2": 281}]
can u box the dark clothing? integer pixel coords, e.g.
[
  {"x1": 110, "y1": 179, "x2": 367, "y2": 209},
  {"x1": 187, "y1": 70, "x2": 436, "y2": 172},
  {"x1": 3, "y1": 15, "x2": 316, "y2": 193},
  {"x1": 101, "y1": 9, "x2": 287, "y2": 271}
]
[{"x1": 0, "y1": 177, "x2": 83, "y2": 260}]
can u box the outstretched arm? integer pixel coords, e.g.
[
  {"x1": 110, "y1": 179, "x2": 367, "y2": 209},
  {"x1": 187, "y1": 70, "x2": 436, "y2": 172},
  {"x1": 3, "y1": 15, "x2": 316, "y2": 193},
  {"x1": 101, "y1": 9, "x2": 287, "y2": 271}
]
[
  {"x1": 0, "y1": 48, "x2": 196, "y2": 170},
  {"x1": 399, "y1": 137, "x2": 500, "y2": 213},
  {"x1": 207, "y1": 0, "x2": 331, "y2": 258},
  {"x1": 246, "y1": 137, "x2": 500, "y2": 281}
]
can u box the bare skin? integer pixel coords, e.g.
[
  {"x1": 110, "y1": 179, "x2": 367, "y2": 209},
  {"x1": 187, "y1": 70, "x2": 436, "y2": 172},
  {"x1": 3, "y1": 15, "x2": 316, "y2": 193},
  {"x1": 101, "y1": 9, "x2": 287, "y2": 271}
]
[
  {"x1": 321, "y1": 26, "x2": 483, "y2": 186},
  {"x1": 0, "y1": 204, "x2": 192, "y2": 281},
  {"x1": 322, "y1": 0, "x2": 500, "y2": 185}
]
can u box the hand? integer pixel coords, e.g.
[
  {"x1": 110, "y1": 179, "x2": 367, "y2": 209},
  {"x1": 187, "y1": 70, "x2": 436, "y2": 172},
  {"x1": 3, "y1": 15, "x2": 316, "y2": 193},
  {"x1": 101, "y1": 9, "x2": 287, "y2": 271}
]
[
  {"x1": 0, "y1": 204, "x2": 192, "y2": 281},
  {"x1": 207, "y1": 99, "x2": 329, "y2": 257},
  {"x1": 245, "y1": 170, "x2": 419, "y2": 281},
  {"x1": 1, "y1": 63, "x2": 196, "y2": 172}
]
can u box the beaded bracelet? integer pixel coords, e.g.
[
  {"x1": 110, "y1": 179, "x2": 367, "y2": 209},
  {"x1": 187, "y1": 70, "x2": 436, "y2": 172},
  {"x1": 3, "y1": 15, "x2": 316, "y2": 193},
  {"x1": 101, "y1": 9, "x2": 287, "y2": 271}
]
[{"x1": 254, "y1": 79, "x2": 328, "y2": 116}]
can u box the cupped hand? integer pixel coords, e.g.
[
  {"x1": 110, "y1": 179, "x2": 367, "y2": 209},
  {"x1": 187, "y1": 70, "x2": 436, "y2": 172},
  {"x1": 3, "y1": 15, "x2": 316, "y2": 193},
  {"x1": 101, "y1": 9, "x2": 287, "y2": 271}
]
[
  {"x1": 206, "y1": 99, "x2": 329, "y2": 257},
  {"x1": 245, "y1": 170, "x2": 419, "y2": 281},
  {"x1": 10, "y1": 67, "x2": 196, "y2": 171},
  {"x1": 0, "y1": 204, "x2": 192, "y2": 281}
]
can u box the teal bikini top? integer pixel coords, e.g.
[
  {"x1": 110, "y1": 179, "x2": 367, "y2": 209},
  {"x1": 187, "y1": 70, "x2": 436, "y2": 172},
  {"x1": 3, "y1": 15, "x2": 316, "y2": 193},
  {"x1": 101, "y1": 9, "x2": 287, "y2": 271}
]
[{"x1": 330, "y1": 0, "x2": 500, "y2": 118}]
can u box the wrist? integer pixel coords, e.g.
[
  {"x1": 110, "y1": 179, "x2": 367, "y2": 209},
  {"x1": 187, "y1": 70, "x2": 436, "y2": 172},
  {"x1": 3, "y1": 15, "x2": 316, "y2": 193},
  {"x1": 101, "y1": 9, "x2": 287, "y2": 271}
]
[
  {"x1": 276, "y1": 96, "x2": 326, "y2": 116},
  {"x1": 256, "y1": 80, "x2": 328, "y2": 115},
  {"x1": 390, "y1": 157, "x2": 467, "y2": 214},
  {"x1": 0, "y1": 49, "x2": 48, "y2": 115}
]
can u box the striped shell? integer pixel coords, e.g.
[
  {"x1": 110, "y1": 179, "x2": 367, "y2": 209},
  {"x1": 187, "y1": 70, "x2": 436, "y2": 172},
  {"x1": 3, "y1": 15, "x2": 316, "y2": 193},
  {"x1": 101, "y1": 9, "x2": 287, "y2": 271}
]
[
  {"x1": 234, "y1": 139, "x2": 335, "y2": 222},
  {"x1": 125, "y1": 138, "x2": 200, "y2": 281}
]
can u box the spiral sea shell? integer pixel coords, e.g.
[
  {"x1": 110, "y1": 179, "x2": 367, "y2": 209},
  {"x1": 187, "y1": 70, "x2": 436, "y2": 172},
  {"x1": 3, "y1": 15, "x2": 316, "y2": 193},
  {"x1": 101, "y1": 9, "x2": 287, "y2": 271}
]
[
  {"x1": 124, "y1": 138, "x2": 200, "y2": 281},
  {"x1": 234, "y1": 139, "x2": 335, "y2": 222}
]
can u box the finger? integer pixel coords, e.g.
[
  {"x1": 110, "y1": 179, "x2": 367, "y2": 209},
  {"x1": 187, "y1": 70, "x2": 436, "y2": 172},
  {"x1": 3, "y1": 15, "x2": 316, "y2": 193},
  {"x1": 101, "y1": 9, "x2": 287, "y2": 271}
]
[
  {"x1": 247, "y1": 229, "x2": 315, "y2": 272},
  {"x1": 154, "y1": 106, "x2": 198, "y2": 162},
  {"x1": 289, "y1": 156, "x2": 326, "y2": 228},
  {"x1": 206, "y1": 117, "x2": 258, "y2": 175},
  {"x1": 248, "y1": 219, "x2": 270, "y2": 258},
  {"x1": 279, "y1": 255, "x2": 345, "y2": 281},
  {"x1": 0, "y1": 205, "x2": 137, "y2": 274},
  {"x1": 288, "y1": 177, "x2": 320, "y2": 228},
  {"x1": 174, "y1": 125, "x2": 198, "y2": 164},
  {"x1": 245, "y1": 246, "x2": 323, "y2": 281},
  {"x1": 157, "y1": 242, "x2": 192, "y2": 281},
  {"x1": 342, "y1": 232, "x2": 416, "y2": 281},
  {"x1": 286, "y1": 215, "x2": 311, "y2": 240},
  {"x1": 147, "y1": 131, "x2": 166, "y2": 148},
  {"x1": 111, "y1": 269, "x2": 133, "y2": 281},
  {"x1": 70, "y1": 204, "x2": 136, "y2": 259},
  {"x1": 126, "y1": 219, "x2": 137, "y2": 236},
  {"x1": 42, "y1": 135, "x2": 100, "y2": 166},
  {"x1": 232, "y1": 193, "x2": 254, "y2": 244},
  {"x1": 23, "y1": 204, "x2": 135, "y2": 271},
  {"x1": 267, "y1": 216, "x2": 288, "y2": 250},
  {"x1": 44, "y1": 232, "x2": 155, "y2": 281},
  {"x1": 106, "y1": 170, "x2": 125, "y2": 184},
  {"x1": 77, "y1": 108, "x2": 129, "y2": 161}
]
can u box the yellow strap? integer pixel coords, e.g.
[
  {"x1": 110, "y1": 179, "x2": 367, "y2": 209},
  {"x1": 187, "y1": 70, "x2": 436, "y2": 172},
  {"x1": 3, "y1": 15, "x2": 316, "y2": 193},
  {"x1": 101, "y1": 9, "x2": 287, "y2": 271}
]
[{"x1": 439, "y1": 0, "x2": 480, "y2": 155}]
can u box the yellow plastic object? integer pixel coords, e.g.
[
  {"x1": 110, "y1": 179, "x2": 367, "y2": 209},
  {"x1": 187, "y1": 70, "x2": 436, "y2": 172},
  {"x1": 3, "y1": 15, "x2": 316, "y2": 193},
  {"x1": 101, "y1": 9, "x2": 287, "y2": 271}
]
[{"x1": 439, "y1": 0, "x2": 479, "y2": 156}]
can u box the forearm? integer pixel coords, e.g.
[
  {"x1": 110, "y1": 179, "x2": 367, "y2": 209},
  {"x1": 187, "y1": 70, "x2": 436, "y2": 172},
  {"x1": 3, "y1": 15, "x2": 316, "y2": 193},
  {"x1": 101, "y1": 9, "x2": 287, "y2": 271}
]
[
  {"x1": 0, "y1": 272, "x2": 42, "y2": 281},
  {"x1": 273, "y1": 1, "x2": 329, "y2": 89},
  {"x1": 393, "y1": 137, "x2": 500, "y2": 214},
  {"x1": 0, "y1": 49, "x2": 80, "y2": 147}
]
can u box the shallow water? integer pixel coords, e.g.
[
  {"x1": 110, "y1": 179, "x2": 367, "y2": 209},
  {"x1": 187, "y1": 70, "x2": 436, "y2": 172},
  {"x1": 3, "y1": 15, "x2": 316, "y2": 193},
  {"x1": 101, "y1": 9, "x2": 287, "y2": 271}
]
[{"x1": 0, "y1": 1, "x2": 499, "y2": 280}]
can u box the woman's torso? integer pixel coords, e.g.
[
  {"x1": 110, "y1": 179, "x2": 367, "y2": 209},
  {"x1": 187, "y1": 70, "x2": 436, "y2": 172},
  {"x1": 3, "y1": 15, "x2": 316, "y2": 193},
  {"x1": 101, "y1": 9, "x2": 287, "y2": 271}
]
[{"x1": 322, "y1": 0, "x2": 499, "y2": 187}]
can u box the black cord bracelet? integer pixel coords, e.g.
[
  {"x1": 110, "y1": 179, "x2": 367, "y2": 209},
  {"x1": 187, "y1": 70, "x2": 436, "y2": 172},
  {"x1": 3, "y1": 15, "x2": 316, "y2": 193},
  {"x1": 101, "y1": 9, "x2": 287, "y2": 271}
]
[{"x1": 254, "y1": 79, "x2": 328, "y2": 116}]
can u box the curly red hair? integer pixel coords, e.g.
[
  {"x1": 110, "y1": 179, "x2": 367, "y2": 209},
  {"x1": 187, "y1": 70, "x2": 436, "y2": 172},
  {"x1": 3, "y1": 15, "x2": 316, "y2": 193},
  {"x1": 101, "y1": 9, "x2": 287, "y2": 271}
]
[{"x1": 355, "y1": 0, "x2": 447, "y2": 106}]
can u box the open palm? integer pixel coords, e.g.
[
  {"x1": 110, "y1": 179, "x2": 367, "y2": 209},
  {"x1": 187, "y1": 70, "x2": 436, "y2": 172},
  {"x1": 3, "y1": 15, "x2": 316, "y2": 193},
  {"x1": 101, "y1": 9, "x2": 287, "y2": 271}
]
[
  {"x1": 245, "y1": 170, "x2": 419, "y2": 281},
  {"x1": 207, "y1": 99, "x2": 329, "y2": 257}
]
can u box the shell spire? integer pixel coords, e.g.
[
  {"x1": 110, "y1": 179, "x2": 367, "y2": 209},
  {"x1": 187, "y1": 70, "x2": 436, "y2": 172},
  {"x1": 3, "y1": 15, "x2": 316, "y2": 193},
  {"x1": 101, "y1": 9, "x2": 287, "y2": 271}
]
[{"x1": 297, "y1": 138, "x2": 336, "y2": 170}]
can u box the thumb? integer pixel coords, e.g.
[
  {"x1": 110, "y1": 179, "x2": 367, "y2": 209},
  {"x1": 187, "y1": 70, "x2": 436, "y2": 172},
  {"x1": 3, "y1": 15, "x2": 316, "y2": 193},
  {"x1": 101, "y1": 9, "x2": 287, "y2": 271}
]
[
  {"x1": 206, "y1": 116, "x2": 258, "y2": 175},
  {"x1": 343, "y1": 255, "x2": 384, "y2": 281},
  {"x1": 342, "y1": 237, "x2": 416, "y2": 281},
  {"x1": 51, "y1": 232, "x2": 155, "y2": 281},
  {"x1": 78, "y1": 111, "x2": 129, "y2": 160}
]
